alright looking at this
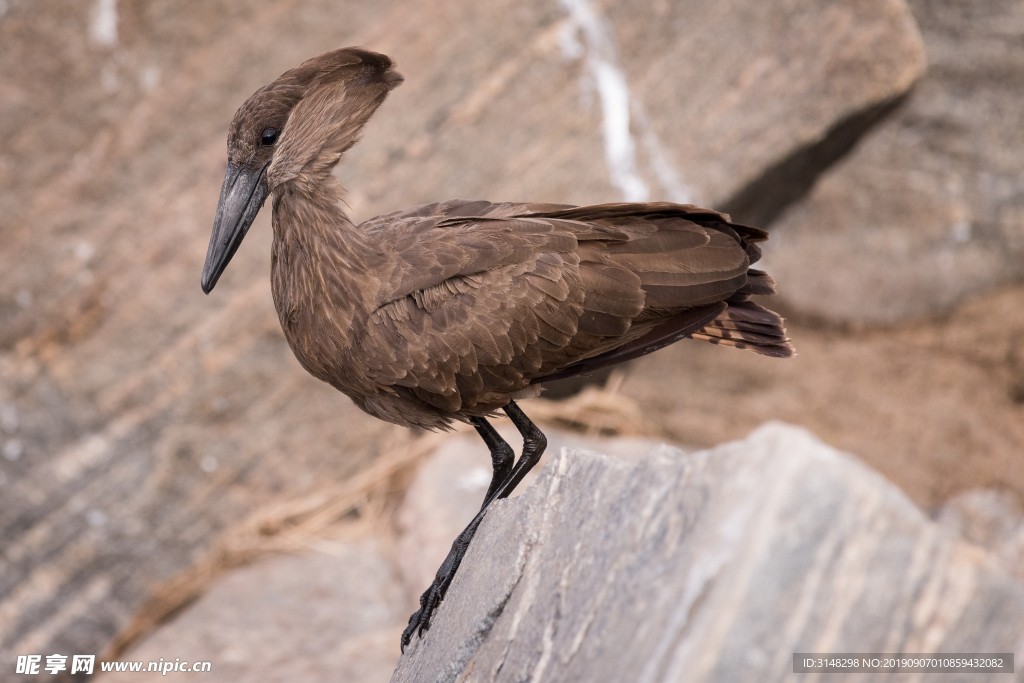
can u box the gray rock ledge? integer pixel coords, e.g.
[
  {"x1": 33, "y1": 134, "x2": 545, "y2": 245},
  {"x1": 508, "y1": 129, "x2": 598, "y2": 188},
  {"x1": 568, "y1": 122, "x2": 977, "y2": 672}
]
[{"x1": 392, "y1": 422, "x2": 1024, "y2": 683}]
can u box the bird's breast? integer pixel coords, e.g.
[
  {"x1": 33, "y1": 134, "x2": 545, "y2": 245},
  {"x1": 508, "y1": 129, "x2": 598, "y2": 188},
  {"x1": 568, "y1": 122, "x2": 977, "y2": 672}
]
[{"x1": 271, "y1": 244, "x2": 368, "y2": 393}]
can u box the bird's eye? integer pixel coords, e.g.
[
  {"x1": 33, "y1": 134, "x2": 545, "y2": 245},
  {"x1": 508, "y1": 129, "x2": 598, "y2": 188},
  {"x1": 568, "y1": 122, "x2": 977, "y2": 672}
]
[{"x1": 261, "y1": 127, "x2": 279, "y2": 146}]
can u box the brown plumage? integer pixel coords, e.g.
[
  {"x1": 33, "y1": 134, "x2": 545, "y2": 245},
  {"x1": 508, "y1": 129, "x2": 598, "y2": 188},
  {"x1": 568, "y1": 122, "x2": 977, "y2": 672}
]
[{"x1": 202, "y1": 47, "x2": 792, "y2": 650}]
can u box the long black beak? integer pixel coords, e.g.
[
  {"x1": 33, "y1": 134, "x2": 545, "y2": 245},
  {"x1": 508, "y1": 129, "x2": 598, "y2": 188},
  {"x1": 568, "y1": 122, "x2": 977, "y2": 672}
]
[{"x1": 202, "y1": 162, "x2": 270, "y2": 294}]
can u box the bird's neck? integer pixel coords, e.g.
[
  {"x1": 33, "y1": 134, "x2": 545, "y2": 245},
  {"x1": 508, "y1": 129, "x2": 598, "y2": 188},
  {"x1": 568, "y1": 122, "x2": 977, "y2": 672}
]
[{"x1": 270, "y1": 178, "x2": 376, "y2": 331}]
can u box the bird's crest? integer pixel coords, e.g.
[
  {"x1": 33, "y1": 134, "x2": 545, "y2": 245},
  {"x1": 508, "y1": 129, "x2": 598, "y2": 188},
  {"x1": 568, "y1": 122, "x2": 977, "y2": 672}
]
[{"x1": 226, "y1": 47, "x2": 403, "y2": 188}]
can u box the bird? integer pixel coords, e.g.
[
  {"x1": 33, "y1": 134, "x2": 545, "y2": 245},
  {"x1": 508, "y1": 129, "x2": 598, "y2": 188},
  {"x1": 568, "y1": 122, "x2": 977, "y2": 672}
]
[{"x1": 202, "y1": 47, "x2": 793, "y2": 652}]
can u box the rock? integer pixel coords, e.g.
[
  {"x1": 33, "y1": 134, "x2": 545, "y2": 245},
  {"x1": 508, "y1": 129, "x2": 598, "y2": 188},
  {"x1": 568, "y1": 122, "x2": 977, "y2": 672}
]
[
  {"x1": 343, "y1": 0, "x2": 925, "y2": 219},
  {"x1": 936, "y1": 488, "x2": 1024, "y2": 586},
  {"x1": 78, "y1": 428, "x2": 676, "y2": 683},
  {"x1": 97, "y1": 541, "x2": 405, "y2": 683},
  {"x1": 393, "y1": 423, "x2": 1024, "y2": 682},
  {"x1": 0, "y1": 0, "x2": 925, "y2": 666},
  {"x1": 395, "y1": 426, "x2": 667, "y2": 601},
  {"x1": 0, "y1": 0, "x2": 412, "y2": 671},
  {"x1": 763, "y1": 0, "x2": 1024, "y2": 324},
  {"x1": 618, "y1": 283, "x2": 1024, "y2": 510}
]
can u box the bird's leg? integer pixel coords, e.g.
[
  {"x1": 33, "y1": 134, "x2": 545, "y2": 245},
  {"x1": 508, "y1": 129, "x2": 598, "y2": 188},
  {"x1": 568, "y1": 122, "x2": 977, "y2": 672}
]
[
  {"x1": 470, "y1": 416, "x2": 515, "y2": 509},
  {"x1": 400, "y1": 416, "x2": 513, "y2": 651},
  {"x1": 490, "y1": 400, "x2": 548, "y2": 501},
  {"x1": 401, "y1": 506, "x2": 488, "y2": 652},
  {"x1": 400, "y1": 404, "x2": 548, "y2": 652}
]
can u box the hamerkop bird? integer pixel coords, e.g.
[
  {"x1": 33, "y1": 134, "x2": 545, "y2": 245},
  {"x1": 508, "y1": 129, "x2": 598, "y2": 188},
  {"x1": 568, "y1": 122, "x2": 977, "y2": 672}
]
[{"x1": 202, "y1": 47, "x2": 793, "y2": 650}]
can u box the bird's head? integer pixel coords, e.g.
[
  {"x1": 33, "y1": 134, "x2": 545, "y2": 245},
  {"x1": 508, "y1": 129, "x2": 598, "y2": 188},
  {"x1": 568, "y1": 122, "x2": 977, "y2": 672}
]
[{"x1": 202, "y1": 47, "x2": 403, "y2": 294}]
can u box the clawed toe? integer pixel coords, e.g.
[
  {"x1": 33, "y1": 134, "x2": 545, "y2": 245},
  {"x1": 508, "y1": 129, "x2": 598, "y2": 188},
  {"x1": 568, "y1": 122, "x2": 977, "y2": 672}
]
[
  {"x1": 401, "y1": 579, "x2": 443, "y2": 651},
  {"x1": 400, "y1": 519, "x2": 478, "y2": 652}
]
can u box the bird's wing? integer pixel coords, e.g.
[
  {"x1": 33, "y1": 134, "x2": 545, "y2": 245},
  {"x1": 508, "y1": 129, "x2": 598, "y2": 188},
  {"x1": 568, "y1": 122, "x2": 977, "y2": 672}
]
[
  {"x1": 355, "y1": 207, "x2": 592, "y2": 410},
  {"x1": 353, "y1": 201, "x2": 772, "y2": 413},
  {"x1": 360, "y1": 199, "x2": 576, "y2": 305},
  {"x1": 528, "y1": 202, "x2": 791, "y2": 370}
]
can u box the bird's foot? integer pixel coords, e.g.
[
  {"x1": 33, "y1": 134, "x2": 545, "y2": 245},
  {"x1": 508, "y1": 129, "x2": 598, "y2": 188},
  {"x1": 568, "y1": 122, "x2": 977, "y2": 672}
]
[
  {"x1": 400, "y1": 582, "x2": 444, "y2": 652},
  {"x1": 400, "y1": 512, "x2": 485, "y2": 652}
]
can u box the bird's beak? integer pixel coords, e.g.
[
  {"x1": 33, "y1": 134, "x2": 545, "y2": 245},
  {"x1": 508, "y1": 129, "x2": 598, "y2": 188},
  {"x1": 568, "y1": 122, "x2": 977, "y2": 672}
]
[{"x1": 202, "y1": 161, "x2": 270, "y2": 294}]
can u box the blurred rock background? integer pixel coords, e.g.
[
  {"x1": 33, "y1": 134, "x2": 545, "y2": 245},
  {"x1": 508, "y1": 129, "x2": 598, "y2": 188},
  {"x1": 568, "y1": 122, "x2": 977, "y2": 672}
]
[{"x1": 0, "y1": 0, "x2": 1022, "y2": 680}]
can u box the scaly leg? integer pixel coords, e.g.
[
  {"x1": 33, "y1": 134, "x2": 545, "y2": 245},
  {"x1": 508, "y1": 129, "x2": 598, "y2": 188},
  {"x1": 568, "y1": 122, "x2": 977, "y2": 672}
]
[
  {"x1": 400, "y1": 402, "x2": 548, "y2": 651},
  {"x1": 471, "y1": 416, "x2": 515, "y2": 508},
  {"x1": 489, "y1": 401, "x2": 547, "y2": 502}
]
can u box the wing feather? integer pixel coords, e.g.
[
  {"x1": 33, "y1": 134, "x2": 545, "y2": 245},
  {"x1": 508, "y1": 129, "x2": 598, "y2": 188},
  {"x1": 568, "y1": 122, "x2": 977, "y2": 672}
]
[{"x1": 345, "y1": 199, "x2": 790, "y2": 420}]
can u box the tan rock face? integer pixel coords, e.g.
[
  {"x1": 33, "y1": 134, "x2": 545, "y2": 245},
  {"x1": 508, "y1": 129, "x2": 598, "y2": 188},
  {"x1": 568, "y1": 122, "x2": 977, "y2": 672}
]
[
  {"x1": 621, "y1": 283, "x2": 1024, "y2": 509},
  {"x1": 764, "y1": 0, "x2": 1024, "y2": 324},
  {"x1": 0, "y1": 0, "x2": 924, "y2": 666},
  {"x1": 96, "y1": 542, "x2": 406, "y2": 683},
  {"x1": 340, "y1": 0, "x2": 925, "y2": 219},
  {"x1": 1, "y1": 0, "x2": 409, "y2": 668}
]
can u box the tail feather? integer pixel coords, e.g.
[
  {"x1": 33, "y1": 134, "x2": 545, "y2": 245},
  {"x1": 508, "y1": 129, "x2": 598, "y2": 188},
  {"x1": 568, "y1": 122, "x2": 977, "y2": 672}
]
[
  {"x1": 706, "y1": 319, "x2": 785, "y2": 337},
  {"x1": 688, "y1": 299, "x2": 794, "y2": 358},
  {"x1": 519, "y1": 203, "x2": 795, "y2": 371},
  {"x1": 737, "y1": 269, "x2": 777, "y2": 296}
]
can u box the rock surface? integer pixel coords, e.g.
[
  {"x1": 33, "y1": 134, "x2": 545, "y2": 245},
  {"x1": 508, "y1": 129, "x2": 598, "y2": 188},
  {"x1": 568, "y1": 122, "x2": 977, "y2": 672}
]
[
  {"x1": 393, "y1": 423, "x2": 1024, "y2": 682},
  {"x1": 936, "y1": 488, "x2": 1024, "y2": 587},
  {"x1": 764, "y1": 0, "x2": 1024, "y2": 324},
  {"x1": 97, "y1": 540, "x2": 405, "y2": 683},
  {"x1": 85, "y1": 428, "x2": 669, "y2": 682},
  {"x1": 619, "y1": 283, "x2": 1024, "y2": 509},
  {"x1": 0, "y1": 0, "x2": 926, "y2": 665},
  {"x1": 395, "y1": 426, "x2": 666, "y2": 601},
  {"x1": 76, "y1": 425, "x2": 1024, "y2": 682},
  {"x1": 346, "y1": 0, "x2": 925, "y2": 219}
]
